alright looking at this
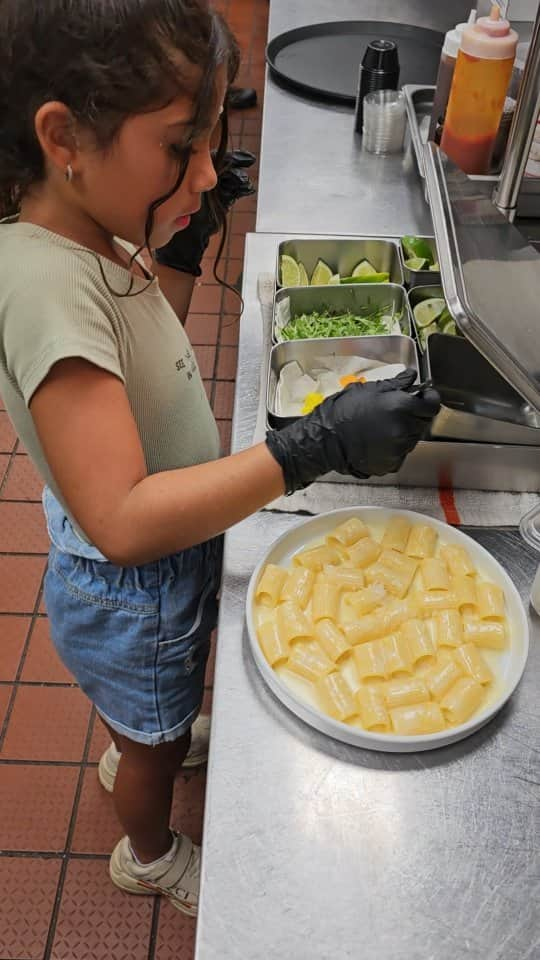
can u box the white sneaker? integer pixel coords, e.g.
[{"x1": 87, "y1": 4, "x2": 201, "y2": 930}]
[
  {"x1": 98, "y1": 714, "x2": 211, "y2": 793},
  {"x1": 110, "y1": 830, "x2": 200, "y2": 916}
]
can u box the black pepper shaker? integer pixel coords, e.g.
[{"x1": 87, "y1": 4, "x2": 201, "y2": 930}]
[{"x1": 354, "y1": 39, "x2": 400, "y2": 134}]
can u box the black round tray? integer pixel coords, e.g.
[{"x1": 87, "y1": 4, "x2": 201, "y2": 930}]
[{"x1": 266, "y1": 21, "x2": 444, "y2": 106}]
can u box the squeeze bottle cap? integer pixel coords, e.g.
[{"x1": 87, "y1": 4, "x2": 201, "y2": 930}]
[
  {"x1": 443, "y1": 10, "x2": 476, "y2": 60},
  {"x1": 461, "y1": 4, "x2": 518, "y2": 60}
]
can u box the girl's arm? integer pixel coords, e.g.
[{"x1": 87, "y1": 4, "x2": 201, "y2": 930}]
[{"x1": 30, "y1": 358, "x2": 285, "y2": 566}]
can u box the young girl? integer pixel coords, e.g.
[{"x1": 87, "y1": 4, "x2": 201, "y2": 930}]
[{"x1": 0, "y1": 0, "x2": 439, "y2": 916}]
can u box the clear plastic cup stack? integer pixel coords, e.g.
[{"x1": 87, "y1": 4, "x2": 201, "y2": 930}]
[{"x1": 363, "y1": 89, "x2": 406, "y2": 155}]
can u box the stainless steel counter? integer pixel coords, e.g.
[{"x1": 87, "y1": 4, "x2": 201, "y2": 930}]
[
  {"x1": 195, "y1": 232, "x2": 540, "y2": 960},
  {"x1": 257, "y1": 1, "x2": 476, "y2": 237}
]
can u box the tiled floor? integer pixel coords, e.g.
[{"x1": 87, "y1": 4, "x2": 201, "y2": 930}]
[{"x1": 0, "y1": 1, "x2": 267, "y2": 957}]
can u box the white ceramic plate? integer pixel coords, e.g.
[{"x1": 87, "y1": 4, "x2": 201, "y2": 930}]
[{"x1": 246, "y1": 508, "x2": 529, "y2": 753}]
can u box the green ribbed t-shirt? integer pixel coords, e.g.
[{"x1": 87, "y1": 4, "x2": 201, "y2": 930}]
[{"x1": 0, "y1": 222, "x2": 220, "y2": 539}]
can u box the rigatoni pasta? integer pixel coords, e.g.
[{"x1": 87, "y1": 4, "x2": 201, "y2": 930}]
[{"x1": 253, "y1": 513, "x2": 511, "y2": 737}]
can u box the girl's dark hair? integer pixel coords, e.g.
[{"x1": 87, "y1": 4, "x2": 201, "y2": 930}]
[{"x1": 0, "y1": 0, "x2": 240, "y2": 293}]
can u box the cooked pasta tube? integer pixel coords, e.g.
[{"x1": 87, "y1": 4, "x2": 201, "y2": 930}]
[
  {"x1": 316, "y1": 671, "x2": 358, "y2": 721},
  {"x1": 390, "y1": 702, "x2": 445, "y2": 735},
  {"x1": 346, "y1": 583, "x2": 386, "y2": 617},
  {"x1": 380, "y1": 633, "x2": 413, "y2": 678},
  {"x1": 352, "y1": 639, "x2": 386, "y2": 682},
  {"x1": 400, "y1": 619, "x2": 436, "y2": 666},
  {"x1": 356, "y1": 685, "x2": 390, "y2": 731},
  {"x1": 384, "y1": 676, "x2": 430, "y2": 709},
  {"x1": 347, "y1": 538, "x2": 381, "y2": 569},
  {"x1": 477, "y1": 582, "x2": 505, "y2": 621},
  {"x1": 451, "y1": 576, "x2": 477, "y2": 614},
  {"x1": 315, "y1": 619, "x2": 350, "y2": 663},
  {"x1": 311, "y1": 581, "x2": 341, "y2": 623},
  {"x1": 406, "y1": 524, "x2": 438, "y2": 559},
  {"x1": 258, "y1": 620, "x2": 289, "y2": 668},
  {"x1": 440, "y1": 677, "x2": 484, "y2": 724},
  {"x1": 463, "y1": 619, "x2": 506, "y2": 650},
  {"x1": 256, "y1": 564, "x2": 288, "y2": 607},
  {"x1": 417, "y1": 590, "x2": 458, "y2": 616},
  {"x1": 343, "y1": 612, "x2": 388, "y2": 645},
  {"x1": 280, "y1": 567, "x2": 315, "y2": 609},
  {"x1": 276, "y1": 601, "x2": 313, "y2": 645},
  {"x1": 326, "y1": 517, "x2": 369, "y2": 547},
  {"x1": 440, "y1": 544, "x2": 475, "y2": 578},
  {"x1": 365, "y1": 562, "x2": 415, "y2": 599},
  {"x1": 382, "y1": 516, "x2": 412, "y2": 553},
  {"x1": 293, "y1": 544, "x2": 342, "y2": 571},
  {"x1": 321, "y1": 565, "x2": 364, "y2": 591},
  {"x1": 286, "y1": 641, "x2": 335, "y2": 683},
  {"x1": 426, "y1": 658, "x2": 464, "y2": 700},
  {"x1": 421, "y1": 558, "x2": 450, "y2": 592},
  {"x1": 454, "y1": 643, "x2": 494, "y2": 685},
  {"x1": 380, "y1": 549, "x2": 418, "y2": 578},
  {"x1": 434, "y1": 609, "x2": 463, "y2": 648}
]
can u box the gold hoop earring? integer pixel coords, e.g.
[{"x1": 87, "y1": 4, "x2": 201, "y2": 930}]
[{"x1": 65, "y1": 164, "x2": 73, "y2": 183}]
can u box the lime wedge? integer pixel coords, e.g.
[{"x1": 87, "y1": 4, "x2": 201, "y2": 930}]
[
  {"x1": 298, "y1": 262, "x2": 309, "y2": 286},
  {"x1": 429, "y1": 262, "x2": 440, "y2": 272},
  {"x1": 413, "y1": 297, "x2": 446, "y2": 328},
  {"x1": 340, "y1": 272, "x2": 390, "y2": 284},
  {"x1": 310, "y1": 259, "x2": 334, "y2": 285},
  {"x1": 438, "y1": 306, "x2": 452, "y2": 326},
  {"x1": 352, "y1": 259, "x2": 378, "y2": 278},
  {"x1": 328, "y1": 273, "x2": 341, "y2": 285},
  {"x1": 441, "y1": 319, "x2": 457, "y2": 336},
  {"x1": 402, "y1": 235, "x2": 434, "y2": 264},
  {"x1": 404, "y1": 257, "x2": 428, "y2": 271},
  {"x1": 419, "y1": 322, "x2": 438, "y2": 349},
  {"x1": 280, "y1": 254, "x2": 301, "y2": 287}
]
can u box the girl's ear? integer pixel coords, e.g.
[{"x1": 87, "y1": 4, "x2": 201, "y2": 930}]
[{"x1": 34, "y1": 101, "x2": 79, "y2": 177}]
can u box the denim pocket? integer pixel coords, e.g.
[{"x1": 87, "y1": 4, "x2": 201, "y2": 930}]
[{"x1": 49, "y1": 546, "x2": 158, "y2": 615}]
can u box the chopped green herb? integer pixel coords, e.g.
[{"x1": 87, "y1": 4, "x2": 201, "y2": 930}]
[{"x1": 280, "y1": 307, "x2": 400, "y2": 341}]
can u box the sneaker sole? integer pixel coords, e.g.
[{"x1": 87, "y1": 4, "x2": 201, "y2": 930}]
[{"x1": 109, "y1": 853, "x2": 198, "y2": 917}]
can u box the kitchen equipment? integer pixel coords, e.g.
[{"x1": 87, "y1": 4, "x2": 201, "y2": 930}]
[
  {"x1": 429, "y1": 10, "x2": 477, "y2": 141},
  {"x1": 266, "y1": 335, "x2": 419, "y2": 428},
  {"x1": 277, "y1": 237, "x2": 404, "y2": 288},
  {"x1": 273, "y1": 283, "x2": 410, "y2": 343},
  {"x1": 246, "y1": 507, "x2": 529, "y2": 753},
  {"x1": 520, "y1": 501, "x2": 540, "y2": 614},
  {"x1": 265, "y1": 21, "x2": 444, "y2": 106},
  {"x1": 400, "y1": 236, "x2": 441, "y2": 287},
  {"x1": 440, "y1": 6, "x2": 518, "y2": 174},
  {"x1": 354, "y1": 39, "x2": 399, "y2": 133},
  {"x1": 362, "y1": 90, "x2": 406, "y2": 154}
]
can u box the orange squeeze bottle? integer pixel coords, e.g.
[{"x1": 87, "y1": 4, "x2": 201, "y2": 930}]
[{"x1": 441, "y1": 4, "x2": 518, "y2": 175}]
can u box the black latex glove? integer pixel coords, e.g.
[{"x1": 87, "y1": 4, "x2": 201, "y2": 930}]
[
  {"x1": 155, "y1": 150, "x2": 256, "y2": 276},
  {"x1": 266, "y1": 369, "x2": 440, "y2": 494}
]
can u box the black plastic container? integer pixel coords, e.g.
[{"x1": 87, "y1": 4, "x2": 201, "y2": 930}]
[{"x1": 354, "y1": 39, "x2": 400, "y2": 133}]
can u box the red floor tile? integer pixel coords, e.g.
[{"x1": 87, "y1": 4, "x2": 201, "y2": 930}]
[
  {"x1": 225, "y1": 258, "x2": 244, "y2": 285},
  {"x1": 228, "y1": 233, "x2": 246, "y2": 260},
  {"x1": 185, "y1": 313, "x2": 220, "y2": 345},
  {"x1": 154, "y1": 900, "x2": 196, "y2": 960},
  {"x1": 2, "y1": 455, "x2": 44, "y2": 501},
  {"x1": 217, "y1": 419, "x2": 232, "y2": 454},
  {"x1": 216, "y1": 345, "x2": 239, "y2": 380},
  {"x1": 0, "y1": 412, "x2": 17, "y2": 453},
  {"x1": 51, "y1": 858, "x2": 154, "y2": 960},
  {"x1": 170, "y1": 769, "x2": 207, "y2": 844},
  {"x1": 213, "y1": 381, "x2": 235, "y2": 419},
  {"x1": 0, "y1": 615, "x2": 30, "y2": 680},
  {"x1": 0, "y1": 501, "x2": 49, "y2": 553},
  {"x1": 88, "y1": 714, "x2": 111, "y2": 762},
  {"x1": 219, "y1": 314, "x2": 241, "y2": 346},
  {"x1": 0, "y1": 452, "x2": 9, "y2": 487},
  {"x1": 71, "y1": 767, "x2": 122, "y2": 855},
  {"x1": 0, "y1": 764, "x2": 79, "y2": 851},
  {"x1": 201, "y1": 686, "x2": 214, "y2": 716},
  {"x1": 20, "y1": 618, "x2": 75, "y2": 684},
  {"x1": 2, "y1": 685, "x2": 91, "y2": 761},
  {"x1": 189, "y1": 282, "x2": 223, "y2": 314},
  {"x1": 0, "y1": 556, "x2": 46, "y2": 613},
  {"x1": 193, "y1": 343, "x2": 217, "y2": 380},
  {"x1": 231, "y1": 210, "x2": 257, "y2": 234},
  {"x1": 0, "y1": 684, "x2": 12, "y2": 729},
  {"x1": 0, "y1": 856, "x2": 61, "y2": 960}
]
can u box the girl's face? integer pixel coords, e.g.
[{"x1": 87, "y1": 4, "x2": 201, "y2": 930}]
[{"x1": 69, "y1": 67, "x2": 227, "y2": 250}]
